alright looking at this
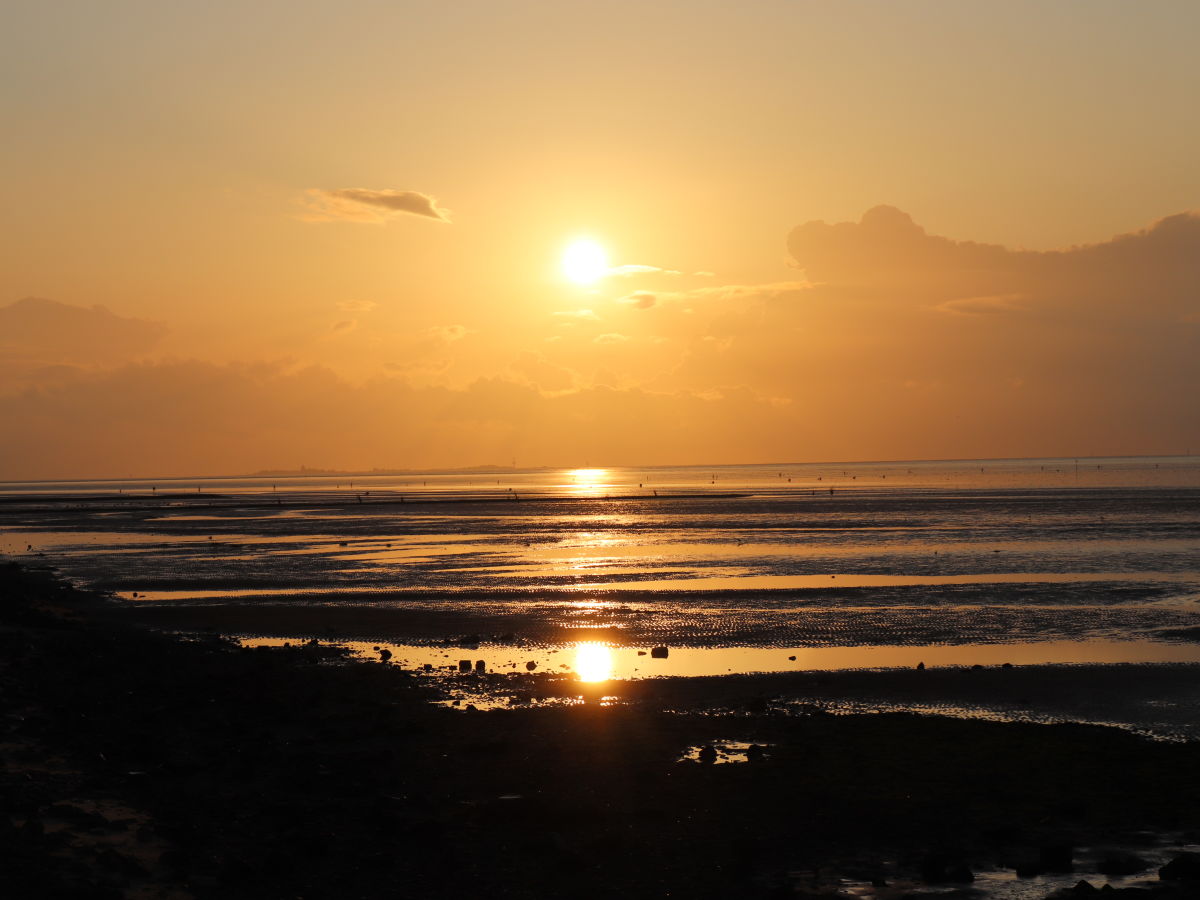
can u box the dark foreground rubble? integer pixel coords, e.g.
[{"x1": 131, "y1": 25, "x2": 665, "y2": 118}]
[{"x1": 4, "y1": 561, "x2": 1200, "y2": 899}]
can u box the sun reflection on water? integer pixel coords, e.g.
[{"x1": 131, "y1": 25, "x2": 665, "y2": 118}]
[
  {"x1": 574, "y1": 642, "x2": 613, "y2": 682},
  {"x1": 567, "y1": 468, "x2": 611, "y2": 497}
]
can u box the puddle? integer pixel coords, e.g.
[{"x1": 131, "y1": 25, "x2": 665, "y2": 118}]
[
  {"x1": 678, "y1": 740, "x2": 772, "y2": 764},
  {"x1": 235, "y1": 637, "x2": 1200, "y2": 678}
]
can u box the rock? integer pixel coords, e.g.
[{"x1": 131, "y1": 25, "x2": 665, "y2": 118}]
[
  {"x1": 525, "y1": 661, "x2": 537, "y2": 670},
  {"x1": 745, "y1": 744, "x2": 765, "y2": 762},
  {"x1": 1097, "y1": 850, "x2": 1148, "y2": 876},
  {"x1": 458, "y1": 659, "x2": 472, "y2": 672},
  {"x1": 474, "y1": 660, "x2": 486, "y2": 673},
  {"x1": 1014, "y1": 859, "x2": 1042, "y2": 878},
  {"x1": 378, "y1": 648, "x2": 392, "y2": 662},
  {"x1": 1160, "y1": 851, "x2": 1200, "y2": 881},
  {"x1": 96, "y1": 847, "x2": 147, "y2": 877},
  {"x1": 650, "y1": 646, "x2": 669, "y2": 659},
  {"x1": 422, "y1": 663, "x2": 433, "y2": 671},
  {"x1": 697, "y1": 745, "x2": 717, "y2": 764},
  {"x1": 920, "y1": 851, "x2": 974, "y2": 884},
  {"x1": 1039, "y1": 843, "x2": 1075, "y2": 873},
  {"x1": 916, "y1": 662, "x2": 925, "y2": 671}
]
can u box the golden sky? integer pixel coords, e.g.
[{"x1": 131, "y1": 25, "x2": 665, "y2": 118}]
[{"x1": 2, "y1": 1, "x2": 1199, "y2": 477}]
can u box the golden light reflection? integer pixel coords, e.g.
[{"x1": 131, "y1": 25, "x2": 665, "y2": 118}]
[
  {"x1": 570, "y1": 467, "x2": 609, "y2": 487},
  {"x1": 574, "y1": 642, "x2": 613, "y2": 682}
]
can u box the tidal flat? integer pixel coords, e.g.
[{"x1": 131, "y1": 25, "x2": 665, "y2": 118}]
[
  {"x1": 4, "y1": 460, "x2": 1200, "y2": 896},
  {"x1": 5, "y1": 562, "x2": 1200, "y2": 899}
]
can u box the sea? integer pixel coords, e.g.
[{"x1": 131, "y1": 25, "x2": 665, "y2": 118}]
[{"x1": 3, "y1": 454, "x2": 1199, "y2": 672}]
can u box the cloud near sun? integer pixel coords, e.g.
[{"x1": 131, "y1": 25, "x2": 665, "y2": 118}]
[
  {"x1": 2, "y1": 207, "x2": 1198, "y2": 476},
  {"x1": 301, "y1": 188, "x2": 450, "y2": 224}
]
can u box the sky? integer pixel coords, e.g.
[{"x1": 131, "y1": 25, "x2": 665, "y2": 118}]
[{"x1": 2, "y1": 0, "x2": 1199, "y2": 478}]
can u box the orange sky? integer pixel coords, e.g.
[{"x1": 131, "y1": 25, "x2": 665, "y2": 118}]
[{"x1": 2, "y1": 1, "x2": 1199, "y2": 478}]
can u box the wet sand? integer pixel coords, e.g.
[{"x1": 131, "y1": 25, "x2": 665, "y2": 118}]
[{"x1": 6, "y1": 561, "x2": 1200, "y2": 899}]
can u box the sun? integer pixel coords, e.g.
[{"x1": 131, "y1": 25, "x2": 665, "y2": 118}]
[{"x1": 562, "y1": 238, "x2": 609, "y2": 285}]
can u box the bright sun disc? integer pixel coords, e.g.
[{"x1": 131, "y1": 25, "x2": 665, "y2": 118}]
[{"x1": 562, "y1": 239, "x2": 609, "y2": 285}]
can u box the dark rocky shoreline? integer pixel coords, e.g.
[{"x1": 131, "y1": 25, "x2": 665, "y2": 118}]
[{"x1": 4, "y1": 561, "x2": 1200, "y2": 899}]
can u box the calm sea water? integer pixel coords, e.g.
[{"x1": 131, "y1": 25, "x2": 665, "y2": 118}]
[{"x1": 3, "y1": 456, "x2": 1200, "y2": 674}]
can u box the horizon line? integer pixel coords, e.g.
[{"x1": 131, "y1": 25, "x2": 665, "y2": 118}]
[{"x1": 0, "y1": 452, "x2": 1196, "y2": 487}]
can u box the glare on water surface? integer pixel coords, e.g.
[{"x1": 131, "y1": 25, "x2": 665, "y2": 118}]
[
  {"x1": 574, "y1": 642, "x2": 613, "y2": 682},
  {"x1": 567, "y1": 468, "x2": 612, "y2": 497}
]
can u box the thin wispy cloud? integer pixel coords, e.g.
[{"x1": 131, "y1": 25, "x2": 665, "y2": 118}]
[
  {"x1": 425, "y1": 324, "x2": 470, "y2": 342},
  {"x1": 607, "y1": 264, "x2": 682, "y2": 277},
  {"x1": 337, "y1": 299, "x2": 378, "y2": 312},
  {"x1": 301, "y1": 188, "x2": 451, "y2": 224},
  {"x1": 937, "y1": 295, "x2": 1027, "y2": 316},
  {"x1": 618, "y1": 292, "x2": 657, "y2": 309},
  {"x1": 606, "y1": 264, "x2": 715, "y2": 278},
  {"x1": 593, "y1": 333, "x2": 630, "y2": 345}
]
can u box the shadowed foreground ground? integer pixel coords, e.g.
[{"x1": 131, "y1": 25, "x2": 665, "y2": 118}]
[{"x1": 4, "y1": 562, "x2": 1200, "y2": 899}]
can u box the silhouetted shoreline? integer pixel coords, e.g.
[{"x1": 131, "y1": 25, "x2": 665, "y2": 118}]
[{"x1": 5, "y1": 561, "x2": 1200, "y2": 899}]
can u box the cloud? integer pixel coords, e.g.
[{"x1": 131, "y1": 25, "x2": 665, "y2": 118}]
[
  {"x1": 425, "y1": 325, "x2": 470, "y2": 342},
  {"x1": 508, "y1": 351, "x2": 578, "y2": 393},
  {"x1": 328, "y1": 319, "x2": 358, "y2": 335},
  {"x1": 786, "y1": 204, "x2": 1200, "y2": 318},
  {"x1": 337, "y1": 300, "x2": 378, "y2": 312},
  {"x1": 0, "y1": 297, "x2": 167, "y2": 373},
  {"x1": 6, "y1": 208, "x2": 1199, "y2": 475},
  {"x1": 0, "y1": 360, "x2": 803, "y2": 478},
  {"x1": 937, "y1": 294, "x2": 1027, "y2": 316},
  {"x1": 301, "y1": 188, "x2": 450, "y2": 224},
  {"x1": 607, "y1": 264, "x2": 682, "y2": 277},
  {"x1": 618, "y1": 292, "x2": 657, "y2": 309},
  {"x1": 540, "y1": 206, "x2": 1200, "y2": 459}
]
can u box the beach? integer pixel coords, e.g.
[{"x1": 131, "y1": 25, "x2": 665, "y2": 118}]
[
  {"x1": 5, "y1": 561, "x2": 1200, "y2": 899},
  {"x1": 4, "y1": 460, "x2": 1200, "y2": 897}
]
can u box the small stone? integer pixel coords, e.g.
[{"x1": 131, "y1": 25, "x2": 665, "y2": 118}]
[
  {"x1": 650, "y1": 646, "x2": 669, "y2": 659},
  {"x1": 458, "y1": 660, "x2": 472, "y2": 672},
  {"x1": 474, "y1": 660, "x2": 486, "y2": 673},
  {"x1": 525, "y1": 661, "x2": 537, "y2": 671}
]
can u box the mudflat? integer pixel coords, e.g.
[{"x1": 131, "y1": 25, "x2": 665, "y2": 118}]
[{"x1": 4, "y1": 561, "x2": 1200, "y2": 899}]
